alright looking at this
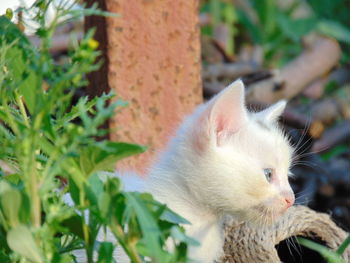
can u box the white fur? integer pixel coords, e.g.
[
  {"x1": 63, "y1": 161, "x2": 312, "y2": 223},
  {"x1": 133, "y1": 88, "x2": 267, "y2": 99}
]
[
  {"x1": 140, "y1": 80, "x2": 294, "y2": 262},
  {"x1": 73, "y1": 80, "x2": 295, "y2": 263}
]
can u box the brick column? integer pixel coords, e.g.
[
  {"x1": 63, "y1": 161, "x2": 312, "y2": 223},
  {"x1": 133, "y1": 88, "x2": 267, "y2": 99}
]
[{"x1": 88, "y1": 0, "x2": 202, "y2": 174}]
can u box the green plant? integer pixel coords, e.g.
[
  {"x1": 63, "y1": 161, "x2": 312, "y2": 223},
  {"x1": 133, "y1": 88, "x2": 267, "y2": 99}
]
[
  {"x1": 200, "y1": 0, "x2": 350, "y2": 66},
  {"x1": 201, "y1": 0, "x2": 238, "y2": 56},
  {"x1": 297, "y1": 235, "x2": 350, "y2": 263},
  {"x1": 0, "y1": 1, "x2": 196, "y2": 262}
]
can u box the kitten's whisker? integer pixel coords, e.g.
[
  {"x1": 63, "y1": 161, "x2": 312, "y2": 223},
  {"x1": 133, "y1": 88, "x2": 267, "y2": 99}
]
[
  {"x1": 295, "y1": 189, "x2": 312, "y2": 197},
  {"x1": 285, "y1": 238, "x2": 294, "y2": 258},
  {"x1": 291, "y1": 161, "x2": 322, "y2": 171},
  {"x1": 295, "y1": 191, "x2": 313, "y2": 197},
  {"x1": 295, "y1": 197, "x2": 310, "y2": 202},
  {"x1": 293, "y1": 134, "x2": 313, "y2": 157},
  {"x1": 291, "y1": 236, "x2": 303, "y2": 260},
  {"x1": 295, "y1": 194, "x2": 311, "y2": 200},
  {"x1": 290, "y1": 115, "x2": 312, "y2": 153},
  {"x1": 295, "y1": 143, "x2": 333, "y2": 159}
]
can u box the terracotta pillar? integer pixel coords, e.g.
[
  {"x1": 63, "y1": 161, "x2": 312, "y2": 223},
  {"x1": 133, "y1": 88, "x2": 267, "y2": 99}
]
[{"x1": 105, "y1": 0, "x2": 202, "y2": 174}]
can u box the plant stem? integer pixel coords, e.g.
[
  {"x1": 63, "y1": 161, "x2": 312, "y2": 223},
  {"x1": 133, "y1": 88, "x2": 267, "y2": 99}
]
[
  {"x1": 15, "y1": 92, "x2": 29, "y2": 127},
  {"x1": 80, "y1": 193, "x2": 94, "y2": 263},
  {"x1": 29, "y1": 148, "x2": 41, "y2": 228},
  {"x1": 109, "y1": 222, "x2": 143, "y2": 263}
]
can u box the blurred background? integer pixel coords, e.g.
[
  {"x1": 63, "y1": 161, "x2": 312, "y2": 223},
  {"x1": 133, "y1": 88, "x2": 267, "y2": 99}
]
[
  {"x1": 199, "y1": 0, "x2": 350, "y2": 228},
  {"x1": 199, "y1": 1, "x2": 350, "y2": 261}
]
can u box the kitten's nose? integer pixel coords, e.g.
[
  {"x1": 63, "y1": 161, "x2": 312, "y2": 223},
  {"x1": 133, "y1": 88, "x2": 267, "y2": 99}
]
[{"x1": 284, "y1": 192, "x2": 295, "y2": 209}]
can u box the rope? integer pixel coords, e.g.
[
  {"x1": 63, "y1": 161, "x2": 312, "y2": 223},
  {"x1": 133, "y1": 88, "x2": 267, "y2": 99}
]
[{"x1": 219, "y1": 206, "x2": 350, "y2": 263}]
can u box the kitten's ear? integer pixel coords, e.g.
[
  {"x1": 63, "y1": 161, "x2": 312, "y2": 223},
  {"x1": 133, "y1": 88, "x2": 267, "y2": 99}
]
[
  {"x1": 209, "y1": 79, "x2": 248, "y2": 135},
  {"x1": 193, "y1": 79, "x2": 248, "y2": 149},
  {"x1": 257, "y1": 100, "x2": 286, "y2": 123}
]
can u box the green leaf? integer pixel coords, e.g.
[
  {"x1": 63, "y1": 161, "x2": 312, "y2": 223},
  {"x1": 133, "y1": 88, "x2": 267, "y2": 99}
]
[
  {"x1": 2, "y1": 173, "x2": 20, "y2": 184},
  {"x1": 277, "y1": 14, "x2": 317, "y2": 42},
  {"x1": 5, "y1": 8, "x2": 13, "y2": 19},
  {"x1": 160, "y1": 209, "x2": 190, "y2": 225},
  {"x1": 124, "y1": 192, "x2": 165, "y2": 260},
  {"x1": 321, "y1": 144, "x2": 348, "y2": 161},
  {"x1": 97, "y1": 242, "x2": 114, "y2": 263},
  {"x1": 317, "y1": 20, "x2": 350, "y2": 44},
  {"x1": 297, "y1": 237, "x2": 346, "y2": 263},
  {"x1": 68, "y1": 178, "x2": 82, "y2": 206},
  {"x1": 61, "y1": 214, "x2": 84, "y2": 240},
  {"x1": 236, "y1": 9, "x2": 262, "y2": 43},
  {"x1": 0, "y1": 188, "x2": 21, "y2": 227},
  {"x1": 85, "y1": 173, "x2": 104, "y2": 206},
  {"x1": 98, "y1": 192, "x2": 111, "y2": 219},
  {"x1": 7, "y1": 225, "x2": 44, "y2": 263},
  {"x1": 0, "y1": 16, "x2": 30, "y2": 46},
  {"x1": 209, "y1": 0, "x2": 221, "y2": 25},
  {"x1": 5, "y1": 46, "x2": 40, "y2": 114},
  {"x1": 170, "y1": 227, "x2": 200, "y2": 246},
  {"x1": 0, "y1": 16, "x2": 40, "y2": 114},
  {"x1": 56, "y1": 93, "x2": 117, "y2": 129},
  {"x1": 79, "y1": 141, "x2": 146, "y2": 176},
  {"x1": 253, "y1": 0, "x2": 276, "y2": 35},
  {"x1": 337, "y1": 235, "x2": 350, "y2": 255}
]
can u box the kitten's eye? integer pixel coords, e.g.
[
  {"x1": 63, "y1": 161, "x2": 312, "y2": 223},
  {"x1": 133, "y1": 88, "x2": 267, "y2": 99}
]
[{"x1": 263, "y1": 168, "x2": 273, "y2": 182}]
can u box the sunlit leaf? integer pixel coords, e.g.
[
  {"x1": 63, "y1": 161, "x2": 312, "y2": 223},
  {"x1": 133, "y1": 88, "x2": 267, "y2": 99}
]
[
  {"x1": 7, "y1": 225, "x2": 44, "y2": 263},
  {"x1": 0, "y1": 188, "x2": 21, "y2": 227}
]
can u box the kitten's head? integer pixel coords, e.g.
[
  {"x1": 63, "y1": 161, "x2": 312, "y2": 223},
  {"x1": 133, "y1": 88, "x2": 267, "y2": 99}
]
[{"x1": 176, "y1": 80, "x2": 294, "y2": 225}]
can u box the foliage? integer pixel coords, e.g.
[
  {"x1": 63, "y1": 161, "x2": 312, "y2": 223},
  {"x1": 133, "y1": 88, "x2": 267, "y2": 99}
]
[
  {"x1": 200, "y1": 0, "x2": 350, "y2": 66},
  {"x1": 0, "y1": 1, "x2": 196, "y2": 262},
  {"x1": 200, "y1": 0, "x2": 238, "y2": 56},
  {"x1": 297, "y1": 235, "x2": 350, "y2": 263}
]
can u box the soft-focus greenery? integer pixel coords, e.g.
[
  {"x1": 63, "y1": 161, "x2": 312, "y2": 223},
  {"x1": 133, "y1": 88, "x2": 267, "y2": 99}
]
[
  {"x1": 0, "y1": 1, "x2": 196, "y2": 262},
  {"x1": 297, "y1": 235, "x2": 350, "y2": 263},
  {"x1": 200, "y1": 0, "x2": 350, "y2": 66}
]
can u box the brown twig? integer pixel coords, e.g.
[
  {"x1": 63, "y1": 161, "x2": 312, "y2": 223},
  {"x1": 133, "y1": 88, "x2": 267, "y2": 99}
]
[
  {"x1": 245, "y1": 36, "x2": 341, "y2": 104},
  {"x1": 312, "y1": 121, "x2": 350, "y2": 153}
]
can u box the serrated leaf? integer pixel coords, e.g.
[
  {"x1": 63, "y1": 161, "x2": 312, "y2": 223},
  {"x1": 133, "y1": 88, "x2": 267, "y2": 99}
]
[
  {"x1": 7, "y1": 225, "x2": 44, "y2": 263},
  {"x1": 79, "y1": 141, "x2": 146, "y2": 176},
  {"x1": 0, "y1": 16, "x2": 30, "y2": 46},
  {"x1": 124, "y1": 192, "x2": 166, "y2": 261},
  {"x1": 56, "y1": 93, "x2": 117, "y2": 129},
  {"x1": 5, "y1": 47, "x2": 40, "y2": 114}
]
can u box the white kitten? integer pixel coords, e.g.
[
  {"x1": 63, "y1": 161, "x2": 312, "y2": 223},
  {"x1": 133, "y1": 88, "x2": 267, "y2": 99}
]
[
  {"x1": 74, "y1": 80, "x2": 295, "y2": 263},
  {"x1": 142, "y1": 79, "x2": 295, "y2": 262}
]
